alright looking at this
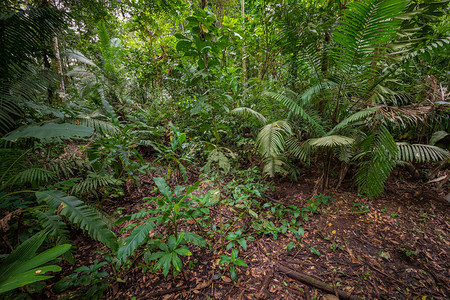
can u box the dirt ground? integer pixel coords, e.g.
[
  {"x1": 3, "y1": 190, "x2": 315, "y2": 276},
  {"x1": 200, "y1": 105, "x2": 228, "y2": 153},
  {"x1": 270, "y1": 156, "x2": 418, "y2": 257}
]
[{"x1": 51, "y1": 167, "x2": 449, "y2": 300}]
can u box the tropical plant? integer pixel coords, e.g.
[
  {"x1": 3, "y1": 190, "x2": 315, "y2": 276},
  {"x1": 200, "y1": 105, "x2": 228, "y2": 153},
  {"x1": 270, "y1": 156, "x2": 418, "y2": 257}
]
[
  {"x1": 116, "y1": 177, "x2": 209, "y2": 274},
  {"x1": 0, "y1": 231, "x2": 70, "y2": 294}
]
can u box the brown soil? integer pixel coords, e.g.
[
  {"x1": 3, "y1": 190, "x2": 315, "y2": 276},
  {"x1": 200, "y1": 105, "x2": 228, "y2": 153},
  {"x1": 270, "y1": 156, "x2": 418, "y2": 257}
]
[{"x1": 50, "y1": 168, "x2": 449, "y2": 300}]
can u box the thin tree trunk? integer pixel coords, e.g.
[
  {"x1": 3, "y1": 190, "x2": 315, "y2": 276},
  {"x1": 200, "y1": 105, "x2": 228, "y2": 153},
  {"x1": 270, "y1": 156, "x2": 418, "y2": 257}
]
[{"x1": 53, "y1": 37, "x2": 65, "y2": 102}]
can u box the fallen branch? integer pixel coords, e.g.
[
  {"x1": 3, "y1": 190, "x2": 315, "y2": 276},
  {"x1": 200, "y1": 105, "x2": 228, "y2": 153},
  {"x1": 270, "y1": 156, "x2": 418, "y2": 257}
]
[{"x1": 277, "y1": 264, "x2": 360, "y2": 300}]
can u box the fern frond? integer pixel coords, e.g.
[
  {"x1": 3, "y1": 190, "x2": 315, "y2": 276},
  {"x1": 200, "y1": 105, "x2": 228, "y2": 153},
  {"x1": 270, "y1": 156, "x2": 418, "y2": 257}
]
[
  {"x1": 256, "y1": 121, "x2": 292, "y2": 157},
  {"x1": 35, "y1": 190, "x2": 118, "y2": 252},
  {"x1": 396, "y1": 143, "x2": 449, "y2": 163},
  {"x1": 355, "y1": 125, "x2": 398, "y2": 197},
  {"x1": 231, "y1": 107, "x2": 267, "y2": 124}
]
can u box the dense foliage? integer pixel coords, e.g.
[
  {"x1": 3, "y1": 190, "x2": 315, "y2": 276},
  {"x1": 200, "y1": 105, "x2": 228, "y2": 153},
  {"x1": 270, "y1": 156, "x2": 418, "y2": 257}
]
[{"x1": 0, "y1": 0, "x2": 448, "y2": 297}]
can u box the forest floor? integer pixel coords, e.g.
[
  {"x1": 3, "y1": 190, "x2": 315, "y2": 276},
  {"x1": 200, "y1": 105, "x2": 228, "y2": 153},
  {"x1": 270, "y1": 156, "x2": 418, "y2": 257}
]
[{"x1": 53, "y1": 166, "x2": 449, "y2": 300}]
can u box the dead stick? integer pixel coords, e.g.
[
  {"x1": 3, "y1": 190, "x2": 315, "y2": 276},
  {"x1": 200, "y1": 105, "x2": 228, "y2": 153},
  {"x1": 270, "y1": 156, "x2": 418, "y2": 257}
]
[
  {"x1": 146, "y1": 285, "x2": 188, "y2": 298},
  {"x1": 277, "y1": 264, "x2": 360, "y2": 300}
]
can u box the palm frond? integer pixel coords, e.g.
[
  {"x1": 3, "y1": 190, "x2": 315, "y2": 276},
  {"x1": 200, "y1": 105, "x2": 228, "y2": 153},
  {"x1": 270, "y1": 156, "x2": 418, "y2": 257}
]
[
  {"x1": 256, "y1": 121, "x2": 292, "y2": 157},
  {"x1": 71, "y1": 173, "x2": 119, "y2": 196},
  {"x1": 264, "y1": 92, "x2": 325, "y2": 135},
  {"x1": 429, "y1": 131, "x2": 448, "y2": 146},
  {"x1": 286, "y1": 137, "x2": 311, "y2": 163},
  {"x1": 355, "y1": 125, "x2": 398, "y2": 197},
  {"x1": 262, "y1": 154, "x2": 286, "y2": 178},
  {"x1": 63, "y1": 50, "x2": 98, "y2": 68},
  {"x1": 330, "y1": 106, "x2": 380, "y2": 134},
  {"x1": 231, "y1": 107, "x2": 267, "y2": 125},
  {"x1": 332, "y1": 0, "x2": 407, "y2": 74},
  {"x1": 0, "y1": 7, "x2": 65, "y2": 80},
  {"x1": 396, "y1": 143, "x2": 449, "y2": 163},
  {"x1": 35, "y1": 190, "x2": 118, "y2": 252},
  {"x1": 310, "y1": 135, "x2": 355, "y2": 147}
]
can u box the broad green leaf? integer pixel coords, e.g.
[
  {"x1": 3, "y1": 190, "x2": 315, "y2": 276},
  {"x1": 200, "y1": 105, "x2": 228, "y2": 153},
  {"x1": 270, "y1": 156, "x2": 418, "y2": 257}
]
[
  {"x1": 171, "y1": 253, "x2": 183, "y2": 272},
  {"x1": 175, "y1": 246, "x2": 192, "y2": 256},
  {"x1": 3, "y1": 123, "x2": 93, "y2": 141},
  {"x1": 153, "y1": 177, "x2": 172, "y2": 200}
]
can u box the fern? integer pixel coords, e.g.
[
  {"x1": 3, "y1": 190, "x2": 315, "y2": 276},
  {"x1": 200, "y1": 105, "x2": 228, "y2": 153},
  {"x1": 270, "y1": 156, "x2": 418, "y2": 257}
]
[
  {"x1": 35, "y1": 190, "x2": 118, "y2": 252},
  {"x1": 355, "y1": 125, "x2": 398, "y2": 197},
  {"x1": 396, "y1": 143, "x2": 449, "y2": 163}
]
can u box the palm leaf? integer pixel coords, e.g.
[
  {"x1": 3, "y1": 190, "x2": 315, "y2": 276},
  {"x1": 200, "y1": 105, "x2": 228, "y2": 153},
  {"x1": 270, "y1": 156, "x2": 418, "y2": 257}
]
[
  {"x1": 262, "y1": 154, "x2": 286, "y2": 178},
  {"x1": 264, "y1": 92, "x2": 325, "y2": 135},
  {"x1": 231, "y1": 107, "x2": 267, "y2": 124},
  {"x1": 332, "y1": 0, "x2": 407, "y2": 74},
  {"x1": 329, "y1": 106, "x2": 380, "y2": 134},
  {"x1": 35, "y1": 190, "x2": 118, "y2": 252},
  {"x1": 310, "y1": 135, "x2": 355, "y2": 147},
  {"x1": 256, "y1": 121, "x2": 292, "y2": 157},
  {"x1": 355, "y1": 125, "x2": 398, "y2": 197},
  {"x1": 396, "y1": 143, "x2": 449, "y2": 163},
  {"x1": 2, "y1": 123, "x2": 94, "y2": 141}
]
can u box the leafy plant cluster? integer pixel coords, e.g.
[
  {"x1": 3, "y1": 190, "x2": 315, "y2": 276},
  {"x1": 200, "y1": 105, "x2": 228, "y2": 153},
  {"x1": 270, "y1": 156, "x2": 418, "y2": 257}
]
[{"x1": 1, "y1": 0, "x2": 449, "y2": 297}]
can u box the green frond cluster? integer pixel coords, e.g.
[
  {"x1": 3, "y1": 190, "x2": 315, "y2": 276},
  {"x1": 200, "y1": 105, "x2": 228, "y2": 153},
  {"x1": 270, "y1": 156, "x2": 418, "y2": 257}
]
[
  {"x1": 256, "y1": 121, "x2": 292, "y2": 158},
  {"x1": 262, "y1": 154, "x2": 286, "y2": 178},
  {"x1": 310, "y1": 135, "x2": 355, "y2": 147},
  {"x1": 286, "y1": 137, "x2": 311, "y2": 164}
]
